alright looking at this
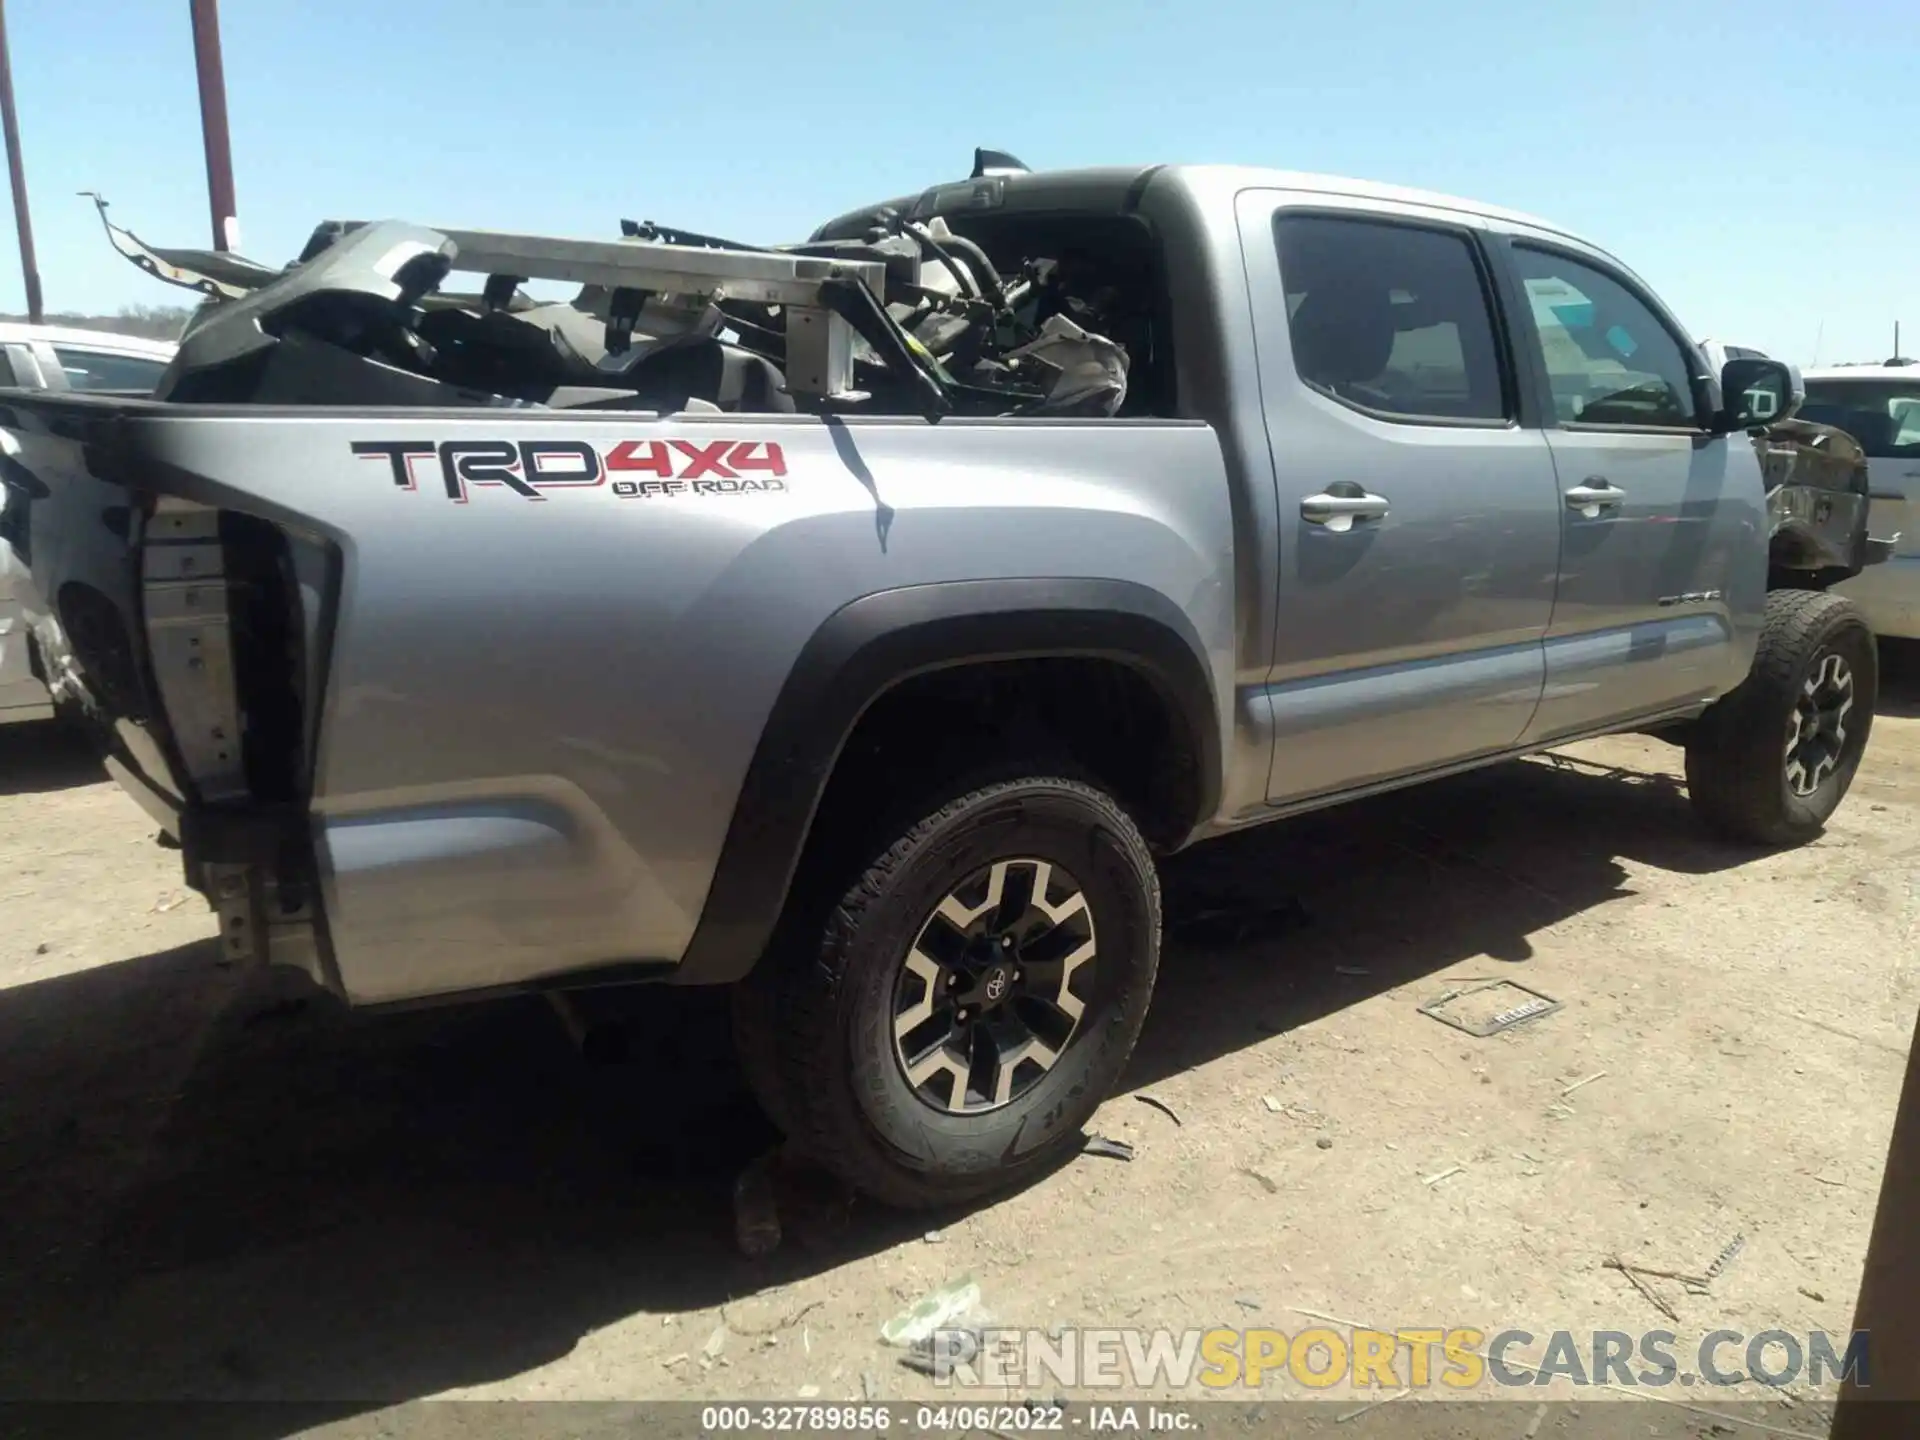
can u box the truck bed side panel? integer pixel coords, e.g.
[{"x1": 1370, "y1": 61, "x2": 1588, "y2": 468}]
[{"x1": 4, "y1": 401, "x2": 1236, "y2": 1004}]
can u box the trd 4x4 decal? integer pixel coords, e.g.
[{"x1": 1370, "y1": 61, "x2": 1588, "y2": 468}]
[{"x1": 351, "y1": 439, "x2": 788, "y2": 502}]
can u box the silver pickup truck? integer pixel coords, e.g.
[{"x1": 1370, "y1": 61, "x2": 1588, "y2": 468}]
[{"x1": 0, "y1": 160, "x2": 1890, "y2": 1208}]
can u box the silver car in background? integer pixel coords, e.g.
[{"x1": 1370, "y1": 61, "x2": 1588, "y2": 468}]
[
  {"x1": 1, "y1": 324, "x2": 178, "y2": 722},
  {"x1": 1798, "y1": 363, "x2": 1920, "y2": 640}
]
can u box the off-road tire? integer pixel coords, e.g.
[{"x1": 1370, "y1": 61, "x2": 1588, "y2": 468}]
[
  {"x1": 1685, "y1": 589, "x2": 1878, "y2": 845},
  {"x1": 733, "y1": 776, "x2": 1160, "y2": 1210}
]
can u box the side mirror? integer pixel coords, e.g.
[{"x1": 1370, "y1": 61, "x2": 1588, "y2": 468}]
[{"x1": 1718, "y1": 357, "x2": 1803, "y2": 431}]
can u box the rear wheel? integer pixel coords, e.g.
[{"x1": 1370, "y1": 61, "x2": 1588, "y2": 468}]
[
  {"x1": 734, "y1": 775, "x2": 1160, "y2": 1209},
  {"x1": 1685, "y1": 589, "x2": 1878, "y2": 845}
]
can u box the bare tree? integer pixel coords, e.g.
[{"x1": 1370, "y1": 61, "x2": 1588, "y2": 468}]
[{"x1": 0, "y1": 303, "x2": 195, "y2": 340}]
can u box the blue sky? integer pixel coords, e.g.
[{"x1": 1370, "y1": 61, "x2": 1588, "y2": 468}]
[{"x1": 5, "y1": 0, "x2": 1911, "y2": 364}]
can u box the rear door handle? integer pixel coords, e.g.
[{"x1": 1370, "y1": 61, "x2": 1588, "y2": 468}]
[
  {"x1": 1564, "y1": 479, "x2": 1627, "y2": 518},
  {"x1": 1301, "y1": 489, "x2": 1391, "y2": 532}
]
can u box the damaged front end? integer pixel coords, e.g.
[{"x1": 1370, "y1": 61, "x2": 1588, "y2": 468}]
[
  {"x1": 1758, "y1": 417, "x2": 1899, "y2": 587},
  {"x1": 84, "y1": 190, "x2": 1138, "y2": 423}
]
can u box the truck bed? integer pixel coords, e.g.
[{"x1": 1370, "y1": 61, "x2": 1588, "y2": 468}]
[{"x1": 0, "y1": 392, "x2": 1235, "y2": 1005}]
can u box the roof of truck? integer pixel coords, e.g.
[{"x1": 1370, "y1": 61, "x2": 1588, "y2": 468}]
[
  {"x1": 813, "y1": 162, "x2": 1584, "y2": 248},
  {"x1": 1167, "y1": 164, "x2": 1570, "y2": 234}
]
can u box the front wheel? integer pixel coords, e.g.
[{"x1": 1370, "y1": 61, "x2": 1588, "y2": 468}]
[
  {"x1": 734, "y1": 775, "x2": 1161, "y2": 1210},
  {"x1": 1685, "y1": 589, "x2": 1878, "y2": 845}
]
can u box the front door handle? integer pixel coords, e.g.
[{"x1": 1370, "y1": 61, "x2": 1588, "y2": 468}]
[
  {"x1": 1564, "y1": 479, "x2": 1627, "y2": 518},
  {"x1": 1301, "y1": 488, "x2": 1391, "y2": 532}
]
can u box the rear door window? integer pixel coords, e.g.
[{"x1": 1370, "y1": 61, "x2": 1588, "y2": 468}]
[{"x1": 1273, "y1": 213, "x2": 1511, "y2": 424}]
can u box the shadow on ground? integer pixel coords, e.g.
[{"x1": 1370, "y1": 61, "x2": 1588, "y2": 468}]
[
  {"x1": 0, "y1": 748, "x2": 1809, "y2": 1424},
  {"x1": 0, "y1": 719, "x2": 103, "y2": 797}
]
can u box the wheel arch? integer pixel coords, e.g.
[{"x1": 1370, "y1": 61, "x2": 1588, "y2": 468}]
[{"x1": 671, "y1": 578, "x2": 1222, "y2": 986}]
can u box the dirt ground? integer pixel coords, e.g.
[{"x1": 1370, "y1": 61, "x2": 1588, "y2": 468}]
[{"x1": 1, "y1": 648, "x2": 1915, "y2": 1436}]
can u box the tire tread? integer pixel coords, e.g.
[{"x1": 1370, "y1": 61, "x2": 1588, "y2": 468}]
[
  {"x1": 737, "y1": 775, "x2": 1158, "y2": 1209},
  {"x1": 1685, "y1": 589, "x2": 1877, "y2": 845}
]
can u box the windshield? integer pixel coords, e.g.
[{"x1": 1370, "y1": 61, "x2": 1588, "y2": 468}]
[{"x1": 1798, "y1": 378, "x2": 1920, "y2": 458}]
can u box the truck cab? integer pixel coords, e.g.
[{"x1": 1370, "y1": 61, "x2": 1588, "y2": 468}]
[{"x1": 821, "y1": 166, "x2": 1789, "y2": 804}]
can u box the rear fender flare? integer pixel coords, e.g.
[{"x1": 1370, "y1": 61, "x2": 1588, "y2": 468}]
[{"x1": 671, "y1": 577, "x2": 1221, "y2": 985}]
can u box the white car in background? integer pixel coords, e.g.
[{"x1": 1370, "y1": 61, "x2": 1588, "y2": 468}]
[
  {"x1": 1797, "y1": 363, "x2": 1920, "y2": 640},
  {"x1": 0, "y1": 321, "x2": 175, "y2": 396},
  {"x1": 1, "y1": 324, "x2": 179, "y2": 723}
]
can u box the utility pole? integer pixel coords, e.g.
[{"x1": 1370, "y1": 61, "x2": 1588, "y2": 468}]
[
  {"x1": 0, "y1": 0, "x2": 42, "y2": 322},
  {"x1": 188, "y1": 0, "x2": 237, "y2": 251}
]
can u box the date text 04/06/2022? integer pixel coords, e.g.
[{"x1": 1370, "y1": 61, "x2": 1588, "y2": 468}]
[{"x1": 696, "y1": 1403, "x2": 1197, "y2": 1433}]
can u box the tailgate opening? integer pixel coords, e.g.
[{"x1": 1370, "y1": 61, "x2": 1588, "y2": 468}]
[{"x1": 133, "y1": 497, "x2": 338, "y2": 989}]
